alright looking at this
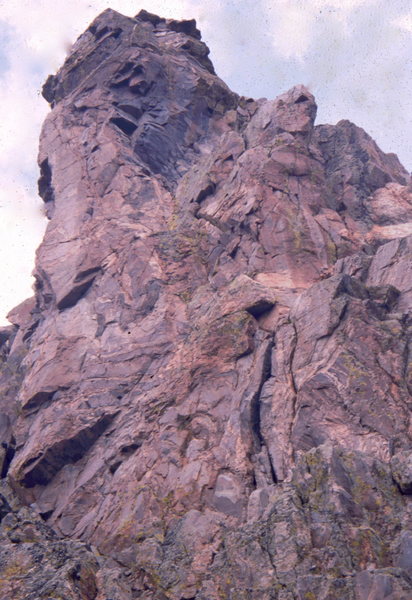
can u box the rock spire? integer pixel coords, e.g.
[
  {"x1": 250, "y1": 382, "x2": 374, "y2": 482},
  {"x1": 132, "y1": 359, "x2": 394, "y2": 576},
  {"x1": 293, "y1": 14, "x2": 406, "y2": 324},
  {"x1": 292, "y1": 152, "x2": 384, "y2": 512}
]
[{"x1": 0, "y1": 8, "x2": 411, "y2": 599}]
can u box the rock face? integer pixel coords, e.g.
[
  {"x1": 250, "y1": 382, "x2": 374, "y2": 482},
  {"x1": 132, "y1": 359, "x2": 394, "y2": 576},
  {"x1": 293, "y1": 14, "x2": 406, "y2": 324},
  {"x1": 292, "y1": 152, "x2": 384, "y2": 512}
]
[{"x1": 1, "y1": 8, "x2": 412, "y2": 599}]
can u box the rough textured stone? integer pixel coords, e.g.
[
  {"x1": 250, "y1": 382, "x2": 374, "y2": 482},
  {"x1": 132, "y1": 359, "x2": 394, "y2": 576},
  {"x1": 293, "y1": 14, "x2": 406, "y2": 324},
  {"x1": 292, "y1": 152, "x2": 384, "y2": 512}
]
[
  {"x1": 0, "y1": 8, "x2": 412, "y2": 599},
  {"x1": 391, "y1": 451, "x2": 412, "y2": 494}
]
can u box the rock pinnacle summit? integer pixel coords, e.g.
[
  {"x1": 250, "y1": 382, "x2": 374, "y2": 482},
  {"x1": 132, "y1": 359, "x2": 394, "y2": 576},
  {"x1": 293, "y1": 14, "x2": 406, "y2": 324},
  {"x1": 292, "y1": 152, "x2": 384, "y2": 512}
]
[{"x1": 0, "y1": 8, "x2": 411, "y2": 599}]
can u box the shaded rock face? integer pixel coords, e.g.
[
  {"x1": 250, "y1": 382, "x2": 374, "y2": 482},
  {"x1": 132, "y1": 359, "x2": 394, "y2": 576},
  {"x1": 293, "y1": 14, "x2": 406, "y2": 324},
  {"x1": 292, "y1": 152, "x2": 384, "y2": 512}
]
[{"x1": 1, "y1": 7, "x2": 412, "y2": 599}]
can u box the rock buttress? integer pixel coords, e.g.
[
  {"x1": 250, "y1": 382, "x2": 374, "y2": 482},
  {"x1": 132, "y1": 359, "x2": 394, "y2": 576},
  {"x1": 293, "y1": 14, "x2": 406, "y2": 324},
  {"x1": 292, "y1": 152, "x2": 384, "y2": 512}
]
[{"x1": 1, "y1": 8, "x2": 412, "y2": 600}]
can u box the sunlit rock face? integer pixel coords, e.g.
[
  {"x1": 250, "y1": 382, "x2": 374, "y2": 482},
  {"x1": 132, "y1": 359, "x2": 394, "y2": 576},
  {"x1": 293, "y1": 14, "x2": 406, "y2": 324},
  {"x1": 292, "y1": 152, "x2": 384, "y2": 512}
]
[{"x1": 0, "y1": 8, "x2": 412, "y2": 599}]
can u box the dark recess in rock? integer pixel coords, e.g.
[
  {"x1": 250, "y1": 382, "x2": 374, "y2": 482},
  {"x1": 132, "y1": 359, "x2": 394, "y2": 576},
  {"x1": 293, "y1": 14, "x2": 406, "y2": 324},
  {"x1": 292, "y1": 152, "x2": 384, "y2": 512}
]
[
  {"x1": 20, "y1": 412, "x2": 117, "y2": 487},
  {"x1": 110, "y1": 115, "x2": 138, "y2": 135},
  {"x1": 57, "y1": 268, "x2": 101, "y2": 310},
  {"x1": 0, "y1": 437, "x2": 15, "y2": 478}
]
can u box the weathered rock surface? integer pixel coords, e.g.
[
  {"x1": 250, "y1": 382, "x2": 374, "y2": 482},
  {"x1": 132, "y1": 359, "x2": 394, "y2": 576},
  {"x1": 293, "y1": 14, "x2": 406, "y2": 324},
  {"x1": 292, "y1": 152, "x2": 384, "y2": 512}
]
[{"x1": 1, "y1": 7, "x2": 412, "y2": 599}]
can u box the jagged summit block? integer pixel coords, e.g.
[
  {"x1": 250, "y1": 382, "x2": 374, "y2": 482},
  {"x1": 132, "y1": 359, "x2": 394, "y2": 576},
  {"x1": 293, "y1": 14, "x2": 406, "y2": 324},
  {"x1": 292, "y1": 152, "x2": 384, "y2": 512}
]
[{"x1": 0, "y1": 8, "x2": 412, "y2": 599}]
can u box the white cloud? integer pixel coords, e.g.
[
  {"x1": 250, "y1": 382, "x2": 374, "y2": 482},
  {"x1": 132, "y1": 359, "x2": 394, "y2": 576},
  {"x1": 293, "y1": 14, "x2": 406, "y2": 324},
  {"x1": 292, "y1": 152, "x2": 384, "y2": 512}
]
[
  {"x1": 268, "y1": 4, "x2": 314, "y2": 59},
  {"x1": 392, "y1": 10, "x2": 412, "y2": 33},
  {"x1": 261, "y1": 0, "x2": 376, "y2": 60},
  {"x1": 0, "y1": 183, "x2": 45, "y2": 324}
]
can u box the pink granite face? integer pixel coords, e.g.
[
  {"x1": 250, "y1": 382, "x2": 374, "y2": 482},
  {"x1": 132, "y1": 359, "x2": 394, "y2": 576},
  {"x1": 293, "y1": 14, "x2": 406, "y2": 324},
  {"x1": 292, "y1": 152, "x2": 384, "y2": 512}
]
[{"x1": 0, "y1": 8, "x2": 411, "y2": 599}]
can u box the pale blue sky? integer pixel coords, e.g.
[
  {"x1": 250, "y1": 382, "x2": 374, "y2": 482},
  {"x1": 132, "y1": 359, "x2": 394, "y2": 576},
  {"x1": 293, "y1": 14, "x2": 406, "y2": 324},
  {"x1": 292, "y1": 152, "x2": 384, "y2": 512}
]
[{"x1": 0, "y1": 0, "x2": 411, "y2": 324}]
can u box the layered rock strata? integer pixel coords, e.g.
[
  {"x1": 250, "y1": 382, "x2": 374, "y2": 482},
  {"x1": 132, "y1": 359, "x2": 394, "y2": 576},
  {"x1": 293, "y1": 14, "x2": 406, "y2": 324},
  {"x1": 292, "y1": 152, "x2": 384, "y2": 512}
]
[{"x1": 0, "y1": 8, "x2": 412, "y2": 599}]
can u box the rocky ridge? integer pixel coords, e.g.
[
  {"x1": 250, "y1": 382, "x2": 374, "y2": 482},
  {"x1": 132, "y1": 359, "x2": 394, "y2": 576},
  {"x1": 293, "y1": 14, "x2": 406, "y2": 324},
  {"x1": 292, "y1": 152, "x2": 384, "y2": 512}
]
[{"x1": 0, "y1": 8, "x2": 412, "y2": 599}]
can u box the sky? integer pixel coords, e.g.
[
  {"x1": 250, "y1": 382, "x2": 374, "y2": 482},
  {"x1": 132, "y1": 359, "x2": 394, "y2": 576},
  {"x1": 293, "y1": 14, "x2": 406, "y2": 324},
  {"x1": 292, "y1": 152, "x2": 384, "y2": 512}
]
[{"x1": 0, "y1": 0, "x2": 411, "y2": 325}]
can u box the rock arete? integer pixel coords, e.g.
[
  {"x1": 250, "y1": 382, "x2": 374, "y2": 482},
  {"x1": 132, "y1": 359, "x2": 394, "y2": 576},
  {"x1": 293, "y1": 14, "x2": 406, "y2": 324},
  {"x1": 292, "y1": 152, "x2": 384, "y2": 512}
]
[{"x1": 0, "y1": 8, "x2": 412, "y2": 600}]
